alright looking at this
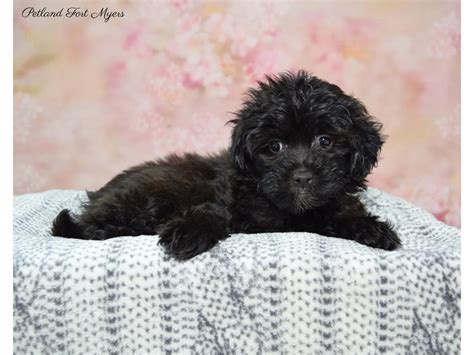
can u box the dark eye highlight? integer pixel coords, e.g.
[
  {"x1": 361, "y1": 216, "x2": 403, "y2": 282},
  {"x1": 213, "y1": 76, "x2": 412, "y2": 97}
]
[
  {"x1": 318, "y1": 135, "x2": 332, "y2": 148},
  {"x1": 268, "y1": 140, "x2": 284, "y2": 154}
]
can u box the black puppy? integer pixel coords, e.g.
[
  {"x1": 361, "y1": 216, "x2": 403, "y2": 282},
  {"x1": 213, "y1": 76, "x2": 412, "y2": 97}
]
[{"x1": 52, "y1": 70, "x2": 400, "y2": 260}]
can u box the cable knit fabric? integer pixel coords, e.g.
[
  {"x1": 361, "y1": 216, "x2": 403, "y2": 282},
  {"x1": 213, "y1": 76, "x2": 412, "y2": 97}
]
[{"x1": 13, "y1": 188, "x2": 460, "y2": 354}]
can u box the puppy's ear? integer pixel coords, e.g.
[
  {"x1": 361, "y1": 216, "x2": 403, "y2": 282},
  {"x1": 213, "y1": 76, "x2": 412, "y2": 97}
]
[
  {"x1": 229, "y1": 118, "x2": 255, "y2": 174},
  {"x1": 348, "y1": 115, "x2": 384, "y2": 182}
]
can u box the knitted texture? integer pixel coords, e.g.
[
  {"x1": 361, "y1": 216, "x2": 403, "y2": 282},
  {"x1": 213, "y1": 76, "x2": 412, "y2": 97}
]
[{"x1": 13, "y1": 188, "x2": 460, "y2": 354}]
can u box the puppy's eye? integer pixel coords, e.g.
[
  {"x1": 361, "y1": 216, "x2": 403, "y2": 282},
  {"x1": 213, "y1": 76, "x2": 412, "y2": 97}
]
[
  {"x1": 318, "y1": 136, "x2": 332, "y2": 148},
  {"x1": 268, "y1": 140, "x2": 284, "y2": 154}
]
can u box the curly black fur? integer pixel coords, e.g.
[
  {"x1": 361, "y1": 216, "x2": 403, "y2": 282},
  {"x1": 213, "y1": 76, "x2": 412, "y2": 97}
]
[{"x1": 51, "y1": 70, "x2": 400, "y2": 260}]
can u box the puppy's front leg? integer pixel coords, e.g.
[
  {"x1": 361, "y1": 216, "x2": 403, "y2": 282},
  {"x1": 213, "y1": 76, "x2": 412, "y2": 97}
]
[
  {"x1": 157, "y1": 202, "x2": 231, "y2": 260},
  {"x1": 322, "y1": 215, "x2": 401, "y2": 251}
]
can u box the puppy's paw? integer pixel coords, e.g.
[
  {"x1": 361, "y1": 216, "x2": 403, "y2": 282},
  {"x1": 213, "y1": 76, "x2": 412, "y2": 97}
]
[
  {"x1": 157, "y1": 203, "x2": 230, "y2": 260},
  {"x1": 357, "y1": 219, "x2": 401, "y2": 251}
]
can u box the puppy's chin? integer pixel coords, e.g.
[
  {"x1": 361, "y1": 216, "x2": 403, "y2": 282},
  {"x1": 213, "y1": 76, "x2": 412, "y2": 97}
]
[
  {"x1": 270, "y1": 190, "x2": 322, "y2": 215},
  {"x1": 290, "y1": 191, "x2": 319, "y2": 214}
]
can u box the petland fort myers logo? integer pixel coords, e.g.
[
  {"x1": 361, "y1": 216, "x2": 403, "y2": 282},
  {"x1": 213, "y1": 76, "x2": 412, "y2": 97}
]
[{"x1": 21, "y1": 7, "x2": 125, "y2": 23}]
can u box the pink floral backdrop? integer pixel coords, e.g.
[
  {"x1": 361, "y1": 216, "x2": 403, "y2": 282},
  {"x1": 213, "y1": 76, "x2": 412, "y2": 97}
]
[{"x1": 13, "y1": 0, "x2": 460, "y2": 226}]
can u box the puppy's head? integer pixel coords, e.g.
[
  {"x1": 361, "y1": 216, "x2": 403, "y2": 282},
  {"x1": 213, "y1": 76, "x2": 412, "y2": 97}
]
[{"x1": 230, "y1": 70, "x2": 384, "y2": 214}]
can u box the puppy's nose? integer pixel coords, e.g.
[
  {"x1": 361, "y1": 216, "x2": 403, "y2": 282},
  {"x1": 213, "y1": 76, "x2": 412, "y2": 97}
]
[{"x1": 292, "y1": 170, "x2": 313, "y2": 189}]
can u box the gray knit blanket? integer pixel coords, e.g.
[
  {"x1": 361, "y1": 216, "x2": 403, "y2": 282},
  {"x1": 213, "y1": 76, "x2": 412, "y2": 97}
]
[{"x1": 13, "y1": 188, "x2": 460, "y2": 354}]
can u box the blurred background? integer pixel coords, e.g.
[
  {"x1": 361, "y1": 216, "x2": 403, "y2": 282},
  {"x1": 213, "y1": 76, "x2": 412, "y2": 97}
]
[{"x1": 13, "y1": 0, "x2": 460, "y2": 226}]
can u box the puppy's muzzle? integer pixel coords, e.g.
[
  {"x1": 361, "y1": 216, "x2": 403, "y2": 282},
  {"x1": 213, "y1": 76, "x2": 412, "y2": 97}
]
[{"x1": 292, "y1": 169, "x2": 314, "y2": 191}]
